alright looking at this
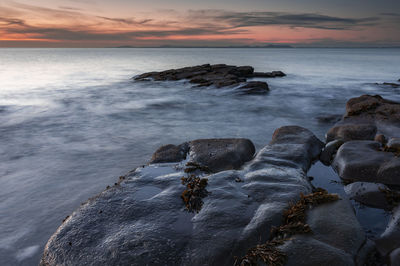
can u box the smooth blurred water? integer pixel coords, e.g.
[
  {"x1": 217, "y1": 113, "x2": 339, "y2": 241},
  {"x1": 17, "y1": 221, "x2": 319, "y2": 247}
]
[{"x1": 0, "y1": 48, "x2": 399, "y2": 265}]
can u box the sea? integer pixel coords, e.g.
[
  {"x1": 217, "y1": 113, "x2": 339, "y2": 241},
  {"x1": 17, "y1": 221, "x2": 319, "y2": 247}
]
[{"x1": 0, "y1": 48, "x2": 399, "y2": 265}]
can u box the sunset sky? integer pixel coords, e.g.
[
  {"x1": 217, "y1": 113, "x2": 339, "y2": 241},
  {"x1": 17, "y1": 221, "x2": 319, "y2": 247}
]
[{"x1": 0, "y1": 0, "x2": 399, "y2": 47}]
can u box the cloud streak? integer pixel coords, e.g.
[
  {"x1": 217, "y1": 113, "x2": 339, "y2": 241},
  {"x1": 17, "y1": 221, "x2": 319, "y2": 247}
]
[
  {"x1": 189, "y1": 10, "x2": 380, "y2": 30},
  {"x1": 0, "y1": 1, "x2": 397, "y2": 47}
]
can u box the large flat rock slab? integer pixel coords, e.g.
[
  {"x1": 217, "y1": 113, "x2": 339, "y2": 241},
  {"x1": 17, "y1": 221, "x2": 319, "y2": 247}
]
[{"x1": 41, "y1": 126, "x2": 368, "y2": 266}]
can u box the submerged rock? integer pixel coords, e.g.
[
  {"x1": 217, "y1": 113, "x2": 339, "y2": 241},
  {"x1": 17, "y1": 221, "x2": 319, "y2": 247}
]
[
  {"x1": 134, "y1": 64, "x2": 285, "y2": 93},
  {"x1": 237, "y1": 81, "x2": 269, "y2": 94},
  {"x1": 40, "y1": 126, "x2": 368, "y2": 266},
  {"x1": 376, "y1": 82, "x2": 400, "y2": 88}
]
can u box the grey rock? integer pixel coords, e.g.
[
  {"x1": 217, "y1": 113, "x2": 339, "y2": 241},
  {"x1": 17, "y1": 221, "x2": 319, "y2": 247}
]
[
  {"x1": 320, "y1": 139, "x2": 344, "y2": 166},
  {"x1": 333, "y1": 140, "x2": 400, "y2": 185},
  {"x1": 280, "y1": 235, "x2": 354, "y2": 266},
  {"x1": 305, "y1": 199, "x2": 366, "y2": 257},
  {"x1": 344, "y1": 182, "x2": 391, "y2": 210},
  {"x1": 326, "y1": 124, "x2": 377, "y2": 143},
  {"x1": 270, "y1": 126, "x2": 324, "y2": 171},
  {"x1": 237, "y1": 81, "x2": 269, "y2": 94},
  {"x1": 387, "y1": 137, "x2": 400, "y2": 152},
  {"x1": 390, "y1": 247, "x2": 400, "y2": 266},
  {"x1": 376, "y1": 205, "x2": 400, "y2": 256},
  {"x1": 188, "y1": 138, "x2": 256, "y2": 173},
  {"x1": 150, "y1": 143, "x2": 189, "y2": 163},
  {"x1": 281, "y1": 198, "x2": 370, "y2": 266},
  {"x1": 42, "y1": 126, "x2": 358, "y2": 266}
]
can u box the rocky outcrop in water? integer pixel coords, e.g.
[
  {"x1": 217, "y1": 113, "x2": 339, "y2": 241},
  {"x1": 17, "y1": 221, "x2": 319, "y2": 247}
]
[
  {"x1": 40, "y1": 126, "x2": 370, "y2": 266},
  {"x1": 134, "y1": 64, "x2": 286, "y2": 94}
]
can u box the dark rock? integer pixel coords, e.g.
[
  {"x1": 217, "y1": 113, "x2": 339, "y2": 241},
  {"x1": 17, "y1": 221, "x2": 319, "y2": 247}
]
[
  {"x1": 326, "y1": 124, "x2": 377, "y2": 143},
  {"x1": 344, "y1": 95, "x2": 400, "y2": 125},
  {"x1": 376, "y1": 205, "x2": 400, "y2": 256},
  {"x1": 281, "y1": 199, "x2": 370, "y2": 266},
  {"x1": 188, "y1": 138, "x2": 255, "y2": 173},
  {"x1": 41, "y1": 126, "x2": 367, "y2": 266},
  {"x1": 134, "y1": 64, "x2": 285, "y2": 90},
  {"x1": 387, "y1": 138, "x2": 400, "y2": 152},
  {"x1": 316, "y1": 114, "x2": 342, "y2": 124},
  {"x1": 270, "y1": 126, "x2": 325, "y2": 171},
  {"x1": 320, "y1": 139, "x2": 344, "y2": 166},
  {"x1": 150, "y1": 143, "x2": 189, "y2": 164},
  {"x1": 344, "y1": 182, "x2": 391, "y2": 210},
  {"x1": 237, "y1": 81, "x2": 269, "y2": 94},
  {"x1": 374, "y1": 134, "x2": 387, "y2": 146},
  {"x1": 332, "y1": 140, "x2": 400, "y2": 185},
  {"x1": 381, "y1": 82, "x2": 400, "y2": 88},
  {"x1": 251, "y1": 71, "x2": 286, "y2": 78},
  {"x1": 390, "y1": 247, "x2": 400, "y2": 266}
]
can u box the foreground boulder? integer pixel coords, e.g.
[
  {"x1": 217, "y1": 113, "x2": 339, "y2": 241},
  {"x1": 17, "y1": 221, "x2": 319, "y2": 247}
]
[
  {"x1": 344, "y1": 182, "x2": 391, "y2": 210},
  {"x1": 333, "y1": 140, "x2": 400, "y2": 186},
  {"x1": 134, "y1": 64, "x2": 286, "y2": 94},
  {"x1": 41, "y1": 126, "x2": 371, "y2": 266},
  {"x1": 325, "y1": 95, "x2": 400, "y2": 186}
]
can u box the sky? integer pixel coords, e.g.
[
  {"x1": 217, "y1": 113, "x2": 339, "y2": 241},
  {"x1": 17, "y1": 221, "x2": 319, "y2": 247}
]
[{"x1": 0, "y1": 0, "x2": 399, "y2": 47}]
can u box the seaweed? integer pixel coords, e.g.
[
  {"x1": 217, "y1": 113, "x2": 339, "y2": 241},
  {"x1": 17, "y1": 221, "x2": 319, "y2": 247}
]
[
  {"x1": 235, "y1": 240, "x2": 286, "y2": 266},
  {"x1": 235, "y1": 188, "x2": 339, "y2": 266},
  {"x1": 180, "y1": 175, "x2": 209, "y2": 212}
]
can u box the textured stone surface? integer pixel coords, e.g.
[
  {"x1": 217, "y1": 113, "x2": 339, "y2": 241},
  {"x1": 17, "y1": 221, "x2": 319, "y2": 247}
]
[
  {"x1": 237, "y1": 81, "x2": 269, "y2": 94},
  {"x1": 326, "y1": 124, "x2": 377, "y2": 142},
  {"x1": 390, "y1": 247, "x2": 400, "y2": 266},
  {"x1": 376, "y1": 205, "x2": 400, "y2": 256},
  {"x1": 280, "y1": 199, "x2": 370, "y2": 266},
  {"x1": 344, "y1": 182, "x2": 390, "y2": 210},
  {"x1": 333, "y1": 140, "x2": 400, "y2": 185},
  {"x1": 41, "y1": 126, "x2": 367, "y2": 266},
  {"x1": 134, "y1": 64, "x2": 286, "y2": 93},
  {"x1": 150, "y1": 143, "x2": 189, "y2": 163},
  {"x1": 188, "y1": 138, "x2": 255, "y2": 173}
]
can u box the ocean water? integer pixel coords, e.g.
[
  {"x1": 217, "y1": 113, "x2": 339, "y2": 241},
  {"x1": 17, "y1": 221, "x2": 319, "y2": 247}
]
[{"x1": 0, "y1": 48, "x2": 399, "y2": 265}]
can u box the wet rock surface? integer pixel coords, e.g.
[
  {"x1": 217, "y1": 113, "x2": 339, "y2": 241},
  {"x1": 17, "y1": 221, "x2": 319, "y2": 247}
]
[
  {"x1": 319, "y1": 139, "x2": 344, "y2": 166},
  {"x1": 333, "y1": 140, "x2": 400, "y2": 185},
  {"x1": 376, "y1": 205, "x2": 400, "y2": 257},
  {"x1": 327, "y1": 95, "x2": 400, "y2": 185},
  {"x1": 41, "y1": 126, "x2": 368, "y2": 266},
  {"x1": 324, "y1": 94, "x2": 400, "y2": 265},
  {"x1": 344, "y1": 182, "x2": 391, "y2": 210},
  {"x1": 187, "y1": 138, "x2": 255, "y2": 173},
  {"x1": 134, "y1": 64, "x2": 286, "y2": 94},
  {"x1": 326, "y1": 124, "x2": 377, "y2": 143}
]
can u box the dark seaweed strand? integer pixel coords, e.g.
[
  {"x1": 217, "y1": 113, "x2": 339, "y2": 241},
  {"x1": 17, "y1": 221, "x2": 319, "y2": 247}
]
[
  {"x1": 180, "y1": 162, "x2": 210, "y2": 212},
  {"x1": 235, "y1": 188, "x2": 339, "y2": 266}
]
